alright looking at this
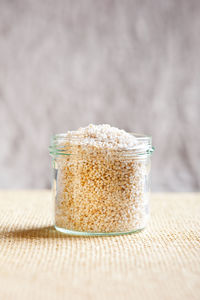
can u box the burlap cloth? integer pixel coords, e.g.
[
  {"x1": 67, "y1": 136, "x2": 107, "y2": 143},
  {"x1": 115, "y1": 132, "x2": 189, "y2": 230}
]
[{"x1": 0, "y1": 191, "x2": 199, "y2": 300}]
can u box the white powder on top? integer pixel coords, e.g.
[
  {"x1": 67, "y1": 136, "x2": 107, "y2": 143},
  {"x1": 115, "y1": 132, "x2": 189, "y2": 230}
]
[{"x1": 64, "y1": 124, "x2": 140, "y2": 150}]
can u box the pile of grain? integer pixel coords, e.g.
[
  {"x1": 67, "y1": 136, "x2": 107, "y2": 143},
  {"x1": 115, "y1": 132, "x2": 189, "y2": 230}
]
[{"x1": 54, "y1": 124, "x2": 149, "y2": 233}]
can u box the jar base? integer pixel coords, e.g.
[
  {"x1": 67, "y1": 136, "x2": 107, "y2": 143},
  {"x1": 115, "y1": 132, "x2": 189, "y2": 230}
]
[{"x1": 54, "y1": 225, "x2": 145, "y2": 236}]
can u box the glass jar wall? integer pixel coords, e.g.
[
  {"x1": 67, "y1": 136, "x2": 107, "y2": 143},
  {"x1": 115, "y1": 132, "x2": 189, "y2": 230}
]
[{"x1": 49, "y1": 133, "x2": 154, "y2": 236}]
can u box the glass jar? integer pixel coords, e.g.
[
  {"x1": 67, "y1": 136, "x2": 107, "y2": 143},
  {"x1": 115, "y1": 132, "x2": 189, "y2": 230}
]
[{"x1": 49, "y1": 133, "x2": 154, "y2": 236}]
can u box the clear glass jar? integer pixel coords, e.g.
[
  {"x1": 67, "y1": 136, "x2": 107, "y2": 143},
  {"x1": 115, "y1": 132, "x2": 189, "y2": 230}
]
[{"x1": 49, "y1": 133, "x2": 154, "y2": 236}]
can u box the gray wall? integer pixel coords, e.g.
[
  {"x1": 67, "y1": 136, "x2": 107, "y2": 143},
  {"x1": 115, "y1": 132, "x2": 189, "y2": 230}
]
[{"x1": 0, "y1": 0, "x2": 200, "y2": 191}]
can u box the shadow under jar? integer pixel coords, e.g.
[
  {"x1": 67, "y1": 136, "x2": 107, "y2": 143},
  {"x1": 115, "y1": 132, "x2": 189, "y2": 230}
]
[{"x1": 49, "y1": 134, "x2": 154, "y2": 236}]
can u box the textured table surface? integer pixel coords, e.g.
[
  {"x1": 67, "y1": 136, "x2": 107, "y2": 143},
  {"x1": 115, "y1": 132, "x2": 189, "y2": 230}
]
[{"x1": 0, "y1": 191, "x2": 199, "y2": 300}]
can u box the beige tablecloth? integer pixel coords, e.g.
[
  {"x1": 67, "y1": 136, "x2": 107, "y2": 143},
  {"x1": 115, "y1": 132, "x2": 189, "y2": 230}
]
[{"x1": 0, "y1": 191, "x2": 199, "y2": 300}]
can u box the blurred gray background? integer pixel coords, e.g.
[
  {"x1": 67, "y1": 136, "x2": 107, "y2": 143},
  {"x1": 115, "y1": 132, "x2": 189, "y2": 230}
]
[{"x1": 0, "y1": 0, "x2": 199, "y2": 191}]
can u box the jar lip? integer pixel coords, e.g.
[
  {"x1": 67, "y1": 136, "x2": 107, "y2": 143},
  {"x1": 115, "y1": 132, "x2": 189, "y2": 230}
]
[{"x1": 49, "y1": 132, "x2": 154, "y2": 156}]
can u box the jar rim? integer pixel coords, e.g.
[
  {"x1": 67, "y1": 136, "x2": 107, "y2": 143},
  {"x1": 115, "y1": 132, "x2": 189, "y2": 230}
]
[{"x1": 49, "y1": 132, "x2": 154, "y2": 157}]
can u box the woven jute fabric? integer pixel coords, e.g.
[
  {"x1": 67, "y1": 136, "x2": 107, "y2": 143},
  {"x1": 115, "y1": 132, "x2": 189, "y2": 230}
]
[{"x1": 0, "y1": 191, "x2": 199, "y2": 300}]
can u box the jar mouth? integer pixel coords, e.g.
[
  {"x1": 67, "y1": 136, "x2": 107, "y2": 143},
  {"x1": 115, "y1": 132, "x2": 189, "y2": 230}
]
[{"x1": 49, "y1": 132, "x2": 154, "y2": 157}]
